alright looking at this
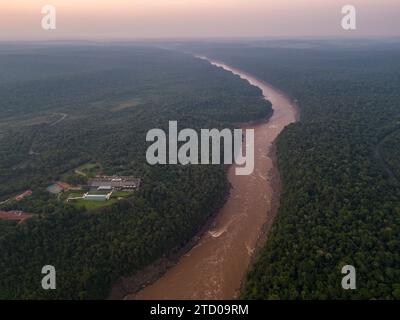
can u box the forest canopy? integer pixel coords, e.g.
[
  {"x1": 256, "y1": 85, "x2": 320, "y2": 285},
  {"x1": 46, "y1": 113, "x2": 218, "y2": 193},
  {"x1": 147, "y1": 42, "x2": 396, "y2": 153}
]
[
  {"x1": 191, "y1": 42, "x2": 400, "y2": 299},
  {"x1": 0, "y1": 45, "x2": 272, "y2": 299}
]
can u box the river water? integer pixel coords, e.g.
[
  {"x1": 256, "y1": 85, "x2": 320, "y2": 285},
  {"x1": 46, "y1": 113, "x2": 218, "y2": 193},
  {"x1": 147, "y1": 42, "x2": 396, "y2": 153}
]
[{"x1": 127, "y1": 58, "x2": 298, "y2": 300}]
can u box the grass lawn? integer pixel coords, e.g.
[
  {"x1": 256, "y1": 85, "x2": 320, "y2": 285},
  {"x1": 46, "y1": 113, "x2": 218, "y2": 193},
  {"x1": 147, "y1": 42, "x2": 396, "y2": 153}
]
[
  {"x1": 67, "y1": 191, "x2": 85, "y2": 198},
  {"x1": 74, "y1": 162, "x2": 101, "y2": 177},
  {"x1": 77, "y1": 162, "x2": 99, "y2": 171},
  {"x1": 69, "y1": 198, "x2": 118, "y2": 210},
  {"x1": 88, "y1": 191, "x2": 112, "y2": 195},
  {"x1": 111, "y1": 191, "x2": 134, "y2": 198},
  {"x1": 64, "y1": 190, "x2": 133, "y2": 210}
]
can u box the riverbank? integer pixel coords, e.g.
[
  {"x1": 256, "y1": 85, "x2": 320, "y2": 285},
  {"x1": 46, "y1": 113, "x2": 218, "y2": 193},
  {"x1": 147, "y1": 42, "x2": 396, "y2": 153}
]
[
  {"x1": 112, "y1": 57, "x2": 299, "y2": 300},
  {"x1": 109, "y1": 189, "x2": 231, "y2": 300}
]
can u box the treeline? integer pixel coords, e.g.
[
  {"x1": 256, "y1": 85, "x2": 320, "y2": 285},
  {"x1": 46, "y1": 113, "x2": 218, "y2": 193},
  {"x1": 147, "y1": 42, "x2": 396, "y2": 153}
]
[
  {"x1": 0, "y1": 46, "x2": 272, "y2": 299},
  {"x1": 381, "y1": 130, "x2": 400, "y2": 180},
  {"x1": 1, "y1": 165, "x2": 228, "y2": 299},
  {"x1": 197, "y1": 44, "x2": 400, "y2": 299},
  {"x1": 0, "y1": 47, "x2": 269, "y2": 200}
]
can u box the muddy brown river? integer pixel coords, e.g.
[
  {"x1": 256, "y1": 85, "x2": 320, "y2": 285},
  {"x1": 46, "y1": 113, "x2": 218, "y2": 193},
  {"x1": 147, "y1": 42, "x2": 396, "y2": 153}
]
[{"x1": 126, "y1": 58, "x2": 298, "y2": 300}]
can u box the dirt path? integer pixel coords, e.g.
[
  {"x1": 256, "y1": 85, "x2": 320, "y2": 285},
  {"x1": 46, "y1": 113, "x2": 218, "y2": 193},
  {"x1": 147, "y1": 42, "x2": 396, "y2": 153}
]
[
  {"x1": 28, "y1": 113, "x2": 68, "y2": 156},
  {"x1": 49, "y1": 113, "x2": 68, "y2": 127}
]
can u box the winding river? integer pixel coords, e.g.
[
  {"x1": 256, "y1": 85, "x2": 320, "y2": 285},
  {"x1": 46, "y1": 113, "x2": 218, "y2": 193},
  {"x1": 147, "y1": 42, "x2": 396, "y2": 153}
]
[{"x1": 126, "y1": 58, "x2": 299, "y2": 300}]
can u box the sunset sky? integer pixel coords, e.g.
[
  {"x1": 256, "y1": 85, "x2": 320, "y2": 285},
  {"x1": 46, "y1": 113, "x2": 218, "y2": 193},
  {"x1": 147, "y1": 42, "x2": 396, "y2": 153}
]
[{"x1": 1, "y1": 0, "x2": 399, "y2": 40}]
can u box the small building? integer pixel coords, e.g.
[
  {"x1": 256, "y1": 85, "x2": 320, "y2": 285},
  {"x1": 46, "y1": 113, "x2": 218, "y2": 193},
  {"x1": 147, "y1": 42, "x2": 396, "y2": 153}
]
[
  {"x1": 0, "y1": 210, "x2": 32, "y2": 224},
  {"x1": 83, "y1": 192, "x2": 112, "y2": 202},
  {"x1": 14, "y1": 190, "x2": 33, "y2": 201},
  {"x1": 47, "y1": 182, "x2": 80, "y2": 194},
  {"x1": 97, "y1": 186, "x2": 113, "y2": 191},
  {"x1": 47, "y1": 184, "x2": 63, "y2": 194},
  {"x1": 88, "y1": 176, "x2": 141, "y2": 191}
]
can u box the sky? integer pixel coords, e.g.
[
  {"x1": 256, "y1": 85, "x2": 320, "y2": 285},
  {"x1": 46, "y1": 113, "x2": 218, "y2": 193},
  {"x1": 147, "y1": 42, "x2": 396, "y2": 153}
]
[{"x1": 1, "y1": 0, "x2": 399, "y2": 40}]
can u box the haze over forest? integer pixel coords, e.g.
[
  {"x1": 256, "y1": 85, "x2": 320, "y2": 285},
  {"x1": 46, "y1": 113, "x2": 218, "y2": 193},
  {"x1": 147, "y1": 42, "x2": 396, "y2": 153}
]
[
  {"x1": 1, "y1": 0, "x2": 400, "y2": 40},
  {"x1": 1, "y1": 0, "x2": 400, "y2": 302}
]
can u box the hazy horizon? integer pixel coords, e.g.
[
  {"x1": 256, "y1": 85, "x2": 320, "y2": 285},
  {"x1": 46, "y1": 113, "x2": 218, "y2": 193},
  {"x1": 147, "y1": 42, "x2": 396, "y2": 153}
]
[{"x1": 1, "y1": 0, "x2": 399, "y2": 41}]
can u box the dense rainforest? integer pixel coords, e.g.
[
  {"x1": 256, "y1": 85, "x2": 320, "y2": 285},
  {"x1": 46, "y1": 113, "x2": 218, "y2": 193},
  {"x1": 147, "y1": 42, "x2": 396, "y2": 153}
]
[
  {"x1": 0, "y1": 45, "x2": 272, "y2": 298},
  {"x1": 192, "y1": 41, "x2": 400, "y2": 299},
  {"x1": 2, "y1": 40, "x2": 399, "y2": 300}
]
